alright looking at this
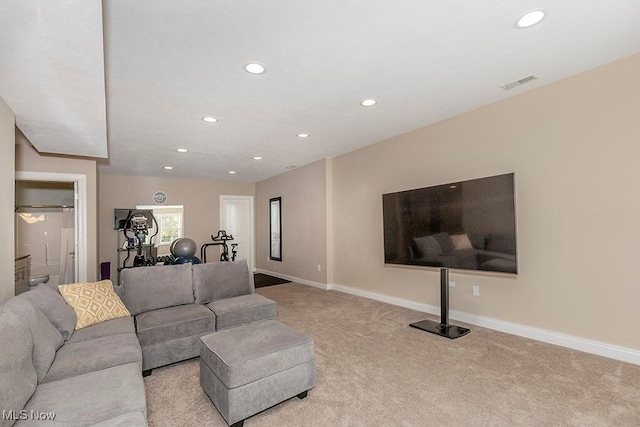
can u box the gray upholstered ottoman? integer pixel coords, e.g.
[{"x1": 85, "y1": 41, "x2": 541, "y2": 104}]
[{"x1": 199, "y1": 319, "x2": 315, "y2": 427}]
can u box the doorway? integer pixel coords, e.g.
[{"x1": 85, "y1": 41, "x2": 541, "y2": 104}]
[
  {"x1": 15, "y1": 172, "x2": 87, "y2": 285},
  {"x1": 220, "y1": 195, "x2": 254, "y2": 271}
]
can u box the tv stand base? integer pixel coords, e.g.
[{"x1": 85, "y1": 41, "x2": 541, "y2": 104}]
[
  {"x1": 409, "y1": 268, "x2": 471, "y2": 340},
  {"x1": 409, "y1": 319, "x2": 470, "y2": 339}
]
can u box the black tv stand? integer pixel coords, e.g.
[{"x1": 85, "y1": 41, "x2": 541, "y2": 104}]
[{"x1": 409, "y1": 268, "x2": 470, "y2": 339}]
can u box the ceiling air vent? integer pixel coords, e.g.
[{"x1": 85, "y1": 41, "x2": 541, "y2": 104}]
[{"x1": 501, "y1": 74, "x2": 538, "y2": 90}]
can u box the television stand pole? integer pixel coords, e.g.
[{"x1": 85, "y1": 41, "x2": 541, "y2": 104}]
[{"x1": 409, "y1": 268, "x2": 470, "y2": 339}]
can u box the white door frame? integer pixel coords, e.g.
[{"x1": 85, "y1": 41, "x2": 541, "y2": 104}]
[
  {"x1": 15, "y1": 171, "x2": 87, "y2": 283},
  {"x1": 220, "y1": 195, "x2": 255, "y2": 272}
]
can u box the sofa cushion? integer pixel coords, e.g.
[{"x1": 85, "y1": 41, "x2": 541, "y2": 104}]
[
  {"x1": 21, "y1": 363, "x2": 146, "y2": 427},
  {"x1": 20, "y1": 283, "x2": 77, "y2": 340},
  {"x1": 42, "y1": 333, "x2": 142, "y2": 383},
  {"x1": 1, "y1": 296, "x2": 63, "y2": 383},
  {"x1": 192, "y1": 259, "x2": 255, "y2": 304},
  {"x1": 135, "y1": 304, "x2": 216, "y2": 346},
  {"x1": 450, "y1": 234, "x2": 473, "y2": 250},
  {"x1": 206, "y1": 293, "x2": 277, "y2": 331},
  {"x1": 431, "y1": 232, "x2": 453, "y2": 253},
  {"x1": 0, "y1": 311, "x2": 37, "y2": 427},
  {"x1": 486, "y1": 233, "x2": 516, "y2": 255},
  {"x1": 113, "y1": 283, "x2": 124, "y2": 300},
  {"x1": 121, "y1": 263, "x2": 194, "y2": 315},
  {"x1": 58, "y1": 280, "x2": 130, "y2": 330},
  {"x1": 412, "y1": 235, "x2": 442, "y2": 258},
  {"x1": 480, "y1": 258, "x2": 517, "y2": 274},
  {"x1": 66, "y1": 316, "x2": 135, "y2": 344}
]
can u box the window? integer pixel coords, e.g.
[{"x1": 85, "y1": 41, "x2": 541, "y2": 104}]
[
  {"x1": 136, "y1": 205, "x2": 184, "y2": 247},
  {"x1": 156, "y1": 212, "x2": 182, "y2": 244}
]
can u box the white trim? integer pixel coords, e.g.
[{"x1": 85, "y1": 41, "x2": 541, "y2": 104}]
[
  {"x1": 327, "y1": 283, "x2": 640, "y2": 366},
  {"x1": 254, "y1": 270, "x2": 640, "y2": 365},
  {"x1": 15, "y1": 171, "x2": 88, "y2": 283}
]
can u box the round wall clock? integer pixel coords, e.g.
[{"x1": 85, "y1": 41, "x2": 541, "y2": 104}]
[{"x1": 152, "y1": 191, "x2": 167, "y2": 204}]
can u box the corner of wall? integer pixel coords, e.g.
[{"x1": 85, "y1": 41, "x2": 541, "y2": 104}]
[
  {"x1": 325, "y1": 158, "x2": 334, "y2": 284},
  {"x1": 0, "y1": 99, "x2": 16, "y2": 303}
]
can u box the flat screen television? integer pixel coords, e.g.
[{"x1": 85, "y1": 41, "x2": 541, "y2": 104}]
[
  {"x1": 382, "y1": 173, "x2": 517, "y2": 274},
  {"x1": 114, "y1": 209, "x2": 133, "y2": 230}
]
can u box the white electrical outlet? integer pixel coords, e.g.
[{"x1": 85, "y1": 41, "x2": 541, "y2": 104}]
[
  {"x1": 472, "y1": 285, "x2": 480, "y2": 296},
  {"x1": 449, "y1": 281, "x2": 456, "y2": 287},
  {"x1": 317, "y1": 264, "x2": 322, "y2": 272}
]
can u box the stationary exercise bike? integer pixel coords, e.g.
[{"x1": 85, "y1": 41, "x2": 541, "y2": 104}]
[{"x1": 200, "y1": 230, "x2": 239, "y2": 263}]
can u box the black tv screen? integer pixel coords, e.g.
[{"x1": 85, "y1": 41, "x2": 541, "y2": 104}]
[
  {"x1": 114, "y1": 208, "x2": 156, "y2": 230},
  {"x1": 383, "y1": 173, "x2": 517, "y2": 274},
  {"x1": 114, "y1": 209, "x2": 133, "y2": 230}
]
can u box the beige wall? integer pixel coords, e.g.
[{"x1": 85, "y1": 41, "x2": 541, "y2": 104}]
[
  {"x1": 99, "y1": 174, "x2": 254, "y2": 282},
  {"x1": 255, "y1": 159, "x2": 328, "y2": 283},
  {"x1": 331, "y1": 54, "x2": 640, "y2": 350},
  {"x1": 0, "y1": 98, "x2": 15, "y2": 303},
  {"x1": 15, "y1": 130, "x2": 99, "y2": 282}
]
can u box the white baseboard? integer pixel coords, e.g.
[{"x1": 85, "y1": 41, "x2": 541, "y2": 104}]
[
  {"x1": 328, "y1": 283, "x2": 640, "y2": 366},
  {"x1": 255, "y1": 269, "x2": 329, "y2": 290},
  {"x1": 254, "y1": 270, "x2": 640, "y2": 365}
]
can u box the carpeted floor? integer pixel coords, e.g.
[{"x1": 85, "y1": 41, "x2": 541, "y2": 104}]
[{"x1": 144, "y1": 283, "x2": 640, "y2": 426}]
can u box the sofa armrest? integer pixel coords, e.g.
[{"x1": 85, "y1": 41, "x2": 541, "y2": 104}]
[{"x1": 206, "y1": 294, "x2": 277, "y2": 331}]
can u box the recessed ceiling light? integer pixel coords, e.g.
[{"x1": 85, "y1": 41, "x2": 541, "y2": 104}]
[
  {"x1": 297, "y1": 133, "x2": 309, "y2": 138},
  {"x1": 164, "y1": 166, "x2": 173, "y2": 170},
  {"x1": 361, "y1": 99, "x2": 377, "y2": 107},
  {"x1": 176, "y1": 148, "x2": 188, "y2": 153},
  {"x1": 253, "y1": 156, "x2": 262, "y2": 160},
  {"x1": 245, "y1": 63, "x2": 266, "y2": 74},
  {"x1": 228, "y1": 170, "x2": 236, "y2": 174},
  {"x1": 515, "y1": 10, "x2": 546, "y2": 29},
  {"x1": 202, "y1": 117, "x2": 218, "y2": 123}
]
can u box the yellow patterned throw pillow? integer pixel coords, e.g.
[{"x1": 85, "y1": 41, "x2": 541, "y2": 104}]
[{"x1": 58, "y1": 280, "x2": 130, "y2": 330}]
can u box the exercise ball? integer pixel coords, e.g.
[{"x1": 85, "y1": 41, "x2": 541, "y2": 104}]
[
  {"x1": 172, "y1": 255, "x2": 201, "y2": 265},
  {"x1": 170, "y1": 238, "x2": 197, "y2": 257}
]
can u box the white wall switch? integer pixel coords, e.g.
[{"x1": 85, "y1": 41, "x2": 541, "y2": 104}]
[
  {"x1": 472, "y1": 285, "x2": 480, "y2": 296},
  {"x1": 449, "y1": 281, "x2": 456, "y2": 287}
]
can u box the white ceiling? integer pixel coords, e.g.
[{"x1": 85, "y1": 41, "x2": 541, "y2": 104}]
[
  {"x1": 2, "y1": 1, "x2": 640, "y2": 182},
  {"x1": 0, "y1": 0, "x2": 107, "y2": 158}
]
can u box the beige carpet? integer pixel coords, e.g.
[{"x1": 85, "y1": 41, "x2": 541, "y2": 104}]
[{"x1": 144, "y1": 283, "x2": 640, "y2": 426}]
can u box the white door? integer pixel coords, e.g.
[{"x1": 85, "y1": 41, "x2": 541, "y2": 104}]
[{"x1": 220, "y1": 196, "x2": 254, "y2": 271}]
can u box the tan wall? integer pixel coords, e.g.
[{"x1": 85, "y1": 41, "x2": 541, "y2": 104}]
[
  {"x1": 255, "y1": 159, "x2": 328, "y2": 283},
  {"x1": 0, "y1": 98, "x2": 15, "y2": 303},
  {"x1": 15, "y1": 130, "x2": 99, "y2": 283},
  {"x1": 331, "y1": 54, "x2": 640, "y2": 350},
  {"x1": 98, "y1": 174, "x2": 254, "y2": 282}
]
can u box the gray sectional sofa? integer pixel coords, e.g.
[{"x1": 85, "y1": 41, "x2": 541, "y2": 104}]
[
  {"x1": 0, "y1": 259, "x2": 277, "y2": 426},
  {"x1": 119, "y1": 259, "x2": 276, "y2": 374},
  {"x1": 0, "y1": 285, "x2": 146, "y2": 427},
  {"x1": 409, "y1": 232, "x2": 517, "y2": 273}
]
